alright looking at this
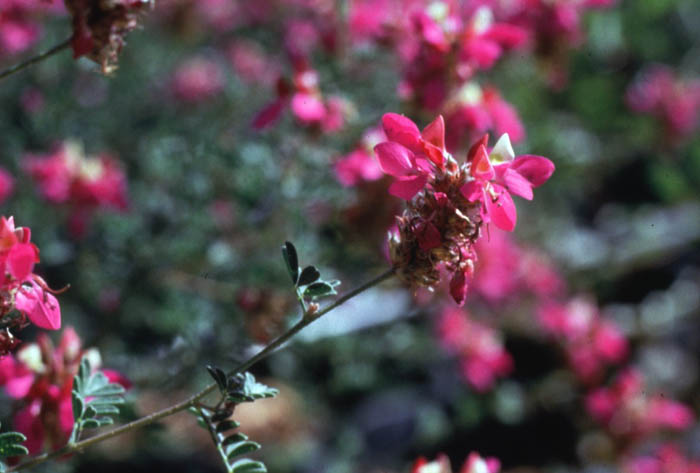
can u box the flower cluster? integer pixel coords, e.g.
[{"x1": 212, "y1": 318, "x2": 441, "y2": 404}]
[
  {"x1": 0, "y1": 216, "x2": 62, "y2": 354},
  {"x1": 65, "y1": 0, "x2": 153, "y2": 74},
  {"x1": 377, "y1": 113, "x2": 554, "y2": 305},
  {"x1": 538, "y1": 297, "x2": 628, "y2": 384},
  {"x1": 626, "y1": 65, "x2": 700, "y2": 143},
  {"x1": 0, "y1": 0, "x2": 59, "y2": 59},
  {"x1": 24, "y1": 141, "x2": 128, "y2": 237},
  {"x1": 0, "y1": 327, "x2": 128, "y2": 454},
  {"x1": 253, "y1": 59, "x2": 350, "y2": 133},
  {"x1": 586, "y1": 369, "x2": 694, "y2": 441},
  {"x1": 623, "y1": 444, "x2": 700, "y2": 473},
  {"x1": 412, "y1": 452, "x2": 500, "y2": 473},
  {"x1": 437, "y1": 307, "x2": 512, "y2": 391}
]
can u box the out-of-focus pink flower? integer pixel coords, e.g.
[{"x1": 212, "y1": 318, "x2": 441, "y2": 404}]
[
  {"x1": 626, "y1": 65, "x2": 700, "y2": 143},
  {"x1": 0, "y1": 327, "x2": 128, "y2": 454},
  {"x1": 586, "y1": 369, "x2": 694, "y2": 440},
  {"x1": 228, "y1": 40, "x2": 278, "y2": 86},
  {"x1": 412, "y1": 452, "x2": 500, "y2": 473},
  {"x1": 537, "y1": 297, "x2": 627, "y2": 383},
  {"x1": 445, "y1": 83, "x2": 525, "y2": 149},
  {"x1": 437, "y1": 307, "x2": 512, "y2": 392},
  {"x1": 171, "y1": 57, "x2": 225, "y2": 103},
  {"x1": 0, "y1": 168, "x2": 15, "y2": 205},
  {"x1": 623, "y1": 444, "x2": 700, "y2": 473},
  {"x1": 24, "y1": 141, "x2": 128, "y2": 237},
  {"x1": 252, "y1": 61, "x2": 350, "y2": 133},
  {"x1": 0, "y1": 0, "x2": 59, "y2": 58}
]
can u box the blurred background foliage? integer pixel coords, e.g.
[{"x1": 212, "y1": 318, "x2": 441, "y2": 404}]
[{"x1": 1, "y1": 0, "x2": 700, "y2": 472}]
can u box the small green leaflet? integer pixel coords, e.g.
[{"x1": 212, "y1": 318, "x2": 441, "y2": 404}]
[
  {"x1": 281, "y1": 241, "x2": 341, "y2": 304},
  {"x1": 70, "y1": 357, "x2": 126, "y2": 443},
  {"x1": 0, "y1": 424, "x2": 28, "y2": 459}
]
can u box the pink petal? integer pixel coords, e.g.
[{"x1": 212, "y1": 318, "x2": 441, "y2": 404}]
[
  {"x1": 498, "y1": 166, "x2": 534, "y2": 200},
  {"x1": 421, "y1": 115, "x2": 445, "y2": 150},
  {"x1": 7, "y1": 243, "x2": 37, "y2": 281},
  {"x1": 450, "y1": 270, "x2": 469, "y2": 306},
  {"x1": 291, "y1": 92, "x2": 326, "y2": 123},
  {"x1": 6, "y1": 372, "x2": 35, "y2": 399},
  {"x1": 14, "y1": 401, "x2": 44, "y2": 455},
  {"x1": 388, "y1": 174, "x2": 427, "y2": 200},
  {"x1": 381, "y1": 113, "x2": 422, "y2": 151},
  {"x1": 484, "y1": 23, "x2": 529, "y2": 48},
  {"x1": 485, "y1": 185, "x2": 516, "y2": 232},
  {"x1": 374, "y1": 142, "x2": 414, "y2": 177},
  {"x1": 251, "y1": 99, "x2": 287, "y2": 130},
  {"x1": 510, "y1": 156, "x2": 555, "y2": 187},
  {"x1": 15, "y1": 283, "x2": 62, "y2": 330},
  {"x1": 463, "y1": 38, "x2": 502, "y2": 69},
  {"x1": 470, "y1": 145, "x2": 495, "y2": 180},
  {"x1": 59, "y1": 395, "x2": 75, "y2": 436},
  {"x1": 460, "y1": 181, "x2": 484, "y2": 202}
]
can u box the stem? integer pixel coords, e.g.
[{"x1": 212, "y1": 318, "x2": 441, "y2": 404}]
[
  {"x1": 9, "y1": 267, "x2": 396, "y2": 472},
  {"x1": 196, "y1": 407, "x2": 232, "y2": 471},
  {"x1": 0, "y1": 38, "x2": 72, "y2": 81}
]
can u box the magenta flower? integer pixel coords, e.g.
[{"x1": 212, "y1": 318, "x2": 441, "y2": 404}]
[
  {"x1": 171, "y1": 57, "x2": 225, "y2": 103},
  {"x1": 460, "y1": 133, "x2": 554, "y2": 231},
  {"x1": 374, "y1": 113, "x2": 449, "y2": 200},
  {"x1": 412, "y1": 452, "x2": 500, "y2": 473},
  {"x1": 586, "y1": 369, "x2": 694, "y2": 440},
  {"x1": 0, "y1": 216, "x2": 63, "y2": 340},
  {"x1": 623, "y1": 444, "x2": 700, "y2": 473},
  {"x1": 0, "y1": 327, "x2": 128, "y2": 454},
  {"x1": 437, "y1": 308, "x2": 513, "y2": 392}
]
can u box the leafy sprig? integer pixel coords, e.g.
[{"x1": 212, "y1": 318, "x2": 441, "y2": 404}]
[
  {"x1": 196, "y1": 367, "x2": 279, "y2": 473},
  {"x1": 282, "y1": 241, "x2": 341, "y2": 313},
  {"x1": 0, "y1": 423, "x2": 28, "y2": 472},
  {"x1": 69, "y1": 357, "x2": 126, "y2": 444}
]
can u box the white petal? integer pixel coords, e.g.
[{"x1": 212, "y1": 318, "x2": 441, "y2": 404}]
[{"x1": 490, "y1": 133, "x2": 515, "y2": 163}]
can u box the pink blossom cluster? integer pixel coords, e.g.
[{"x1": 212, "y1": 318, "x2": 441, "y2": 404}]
[
  {"x1": 623, "y1": 444, "x2": 700, "y2": 473},
  {"x1": 253, "y1": 59, "x2": 350, "y2": 133},
  {"x1": 471, "y1": 228, "x2": 564, "y2": 303},
  {"x1": 626, "y1": 65, "x2": 700, "y2": 143},
  {"x1": 24, "y1": 141, "x2": 128, "y2": 237},
  {"x1": 376, "y1": 113, "x2": 554, "y2": 305},
  {"x1": 586, "y1": 369, "x2": 694, "y2": 441},
  {"x1": 412, "y1": 452, "x2": 500, "y2": 473},
  {"x1": 171, "y1": 57, "x2": 225, "y2": 103},
  {"x1": 437, "y1": 307, "x2": 512, "y2": 391},
  {"x1": 0, "y1": 216, "x2": 62, "y2": 353},
  {"x1": 0, "y1": 0, "x2": 62, "y2": 59},
  {"x1": 538, "y1": 297, "x2": 628, "y2": 384},
  {"x1": 0, "y1": 327, "x2": 128, "y2": 454},
  {"x1": 334, "y1": 127, "x2": 386, "y2": 187}
]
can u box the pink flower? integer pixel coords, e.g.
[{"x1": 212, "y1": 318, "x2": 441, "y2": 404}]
[
  {"x1": 0, "y1": 328, "x2": 128, "y2": 454},
  {"x1": 24, "y1": 141, "x2": 129, "y2": 236},
  {"x1": 626, "y1": 65, "x2": 700, "y2": 142},
  {"x1": 460, "y1": 133, "x2": 554, "y2": 231},
  {"x1": 437, "y1": 308, "x2": 512, "y2": 392},
  {"x1": 374, "y1": 113, "x2": 449, "y2": 199},
  {"x1": 172, "y1": 57, "x2": 225, "y2": 103},
  {"x1": 412, "y1": 452, "x2": 500, "y2": 473},
  {"x1": 623, "y1": 444, "x2": 700, "y2": 473},
  {"x1": 585, "y1": 369, "x2": 694, "y2": 440}
]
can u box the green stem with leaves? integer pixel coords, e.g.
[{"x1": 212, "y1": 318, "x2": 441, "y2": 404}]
[
  {"x1": 8, "y1": 267, "x2": 396, "y2": 472},
  {"x1": 0, "y1": 38, "x2": 72, "y2": 81}
]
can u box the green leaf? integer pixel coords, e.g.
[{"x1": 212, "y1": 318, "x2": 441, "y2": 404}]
[
  {"x1": 222, "y1": 433, "x2": 248, "y2": 446},
  {"x1": 226, "y1": 441, "x2": 261, "y2": 459},
  {"x1": 216, "y1": 420, "x2": 240, "y2": 433},
  {"x1": 88, "y1": 396, "x2": 125, "y2": 405},
  {"x1": 90, "y1": 384, "x2": 126, "y2": 396},
  {"x1": 72, "y1": 391, "x2": 85, "y2": 420},
  {"x1": 211, "y1": 408, "x2": 234, "y2": 423},
  {"x1": 230, "y1": 458, "x2": 267, "y2": 473},
  {"x1": 207, "y1": 365, "x2": 228, "y2": 393},
  {"x1": 85, "y1": 372, "x2": 109, "y2": 394},
  {"x1": 0, "y1": 431, "x2": 28, "y2": 459},
  {"x1": 281, "y1": 241, "x2": 299, "y2": 284},
  {"x1": 297, "y1": 265, "x2": 321, "y2": 286},
  {"x1": 92, "y1": 404, "x2": 121, "y2": 415},
  {"x1": 81, "y1": 419, "x2": 100, "y2": 429},
  {"x1": 303, "y1": 281, "x2": 336, "y2": 299}
]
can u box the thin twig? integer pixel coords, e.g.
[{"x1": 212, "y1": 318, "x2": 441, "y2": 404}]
[
  {"x1": 9, "y1": 267, "x2": 396, "y2": 472},
  {"x1": 0, "y1": 38, "x2": 72, "y2": 81}
]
